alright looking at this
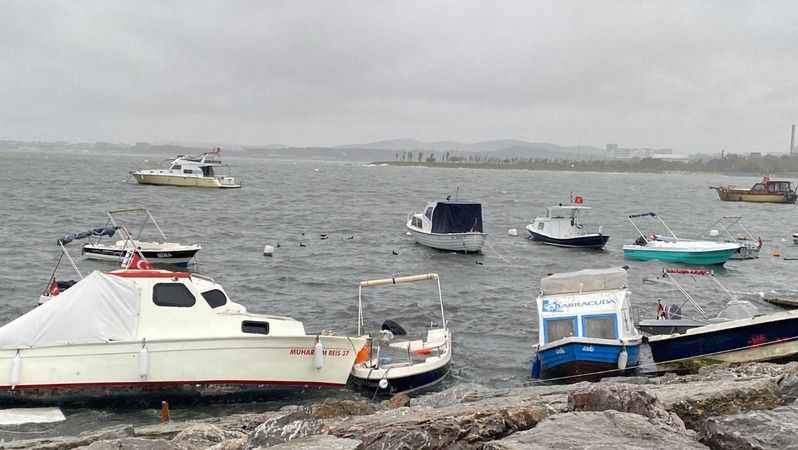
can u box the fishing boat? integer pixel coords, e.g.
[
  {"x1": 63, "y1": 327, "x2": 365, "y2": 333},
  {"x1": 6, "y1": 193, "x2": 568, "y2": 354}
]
[
  {"x1": 350, "y1": 273, "x2": 451, "y2": 395},
  {"x1": 82, "y1": 208, "x2": 201, "y2": 267},
  {"x1": 709, "y1": 176, "x2": 797, "y2": 203},
  {"x1": 622, "y1": 213, "x2": 741, "y2": 265},
  {"x1": 526, "y1": 196, "x2": 609, "y2": 249},
  {"x1": 704, "y1": 216, "x2": 762, "y2": 260},
  {"x1": 645, "y1": 271, "x2": 798, "y2": 371},
  {"x1": 0, "y1": 256, "x2": 366, "y2": 404},
  {"x1": 636, "y1": 268, "x2": 758, "y2": 335},
  {"x1": 406, "y1": 199, "x2": 487, "y2": 252},
  {"x1": 531, "y1": 267, "x2": 642, "y2": 381},
  {"x1": 131, "y1": 148, "x2": 241, "y2": 188}
]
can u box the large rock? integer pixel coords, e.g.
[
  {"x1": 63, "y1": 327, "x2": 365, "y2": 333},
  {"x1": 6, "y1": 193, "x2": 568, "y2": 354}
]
[
  {"x1": 326, "y1": 390, "x2": 563, "y2": 449},
  {"x1": 74, "y1": 438, "x2": 174, "y2": 450},
  {"x1": 409, "y1": 383, "x2": 496, "y2": 408},
  {"x1": 703, "y1": 402, "x2": 798, "y2": 450},
  {"x1": 171, "y1": 423, "x2": 246, "y2": 449},
  {"x1": 257, "y1": 434, "x2": 361, "y2": 450},
  {"x1": 245, "y1": 406, "x2": 323, "y2": 449},
  {"x1": 483, "y1": 411, "x2": 708, "y2": 450},
  {"x1": 309, "y1": 399, "x2": 377, "y2": 419},
  {"x1": 568, "y1": 383, "x2": 685, "y2": 430}
]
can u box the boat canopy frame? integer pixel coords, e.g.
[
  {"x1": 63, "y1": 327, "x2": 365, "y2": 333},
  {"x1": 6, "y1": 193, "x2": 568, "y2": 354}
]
[
  {"x1": 627, "y1": 212, "x2": 679, "y2": 244},
  {"x1": 90, "y1": 208, "x2": 169, "y2": 246},
  {"x1": 704, "y1": 216, "x2": 757, "y2": 243},
  {"x1": 658, "y1": 268, "x2": 740, "y2": 322},
  {"x1": 357, "y1": 273, "x2": 445, "y2": 336}
]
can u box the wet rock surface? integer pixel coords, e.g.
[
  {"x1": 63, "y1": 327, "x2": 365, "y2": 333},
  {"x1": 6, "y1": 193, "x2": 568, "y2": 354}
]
[{"x1": 7, "y1": 362, "x2": 798, "y2": 450}]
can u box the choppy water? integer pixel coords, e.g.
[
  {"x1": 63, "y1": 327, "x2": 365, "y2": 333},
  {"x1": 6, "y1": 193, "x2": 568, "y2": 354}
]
[{"x1": 0, "y1": 147, "x2": 795, "y2": 437}]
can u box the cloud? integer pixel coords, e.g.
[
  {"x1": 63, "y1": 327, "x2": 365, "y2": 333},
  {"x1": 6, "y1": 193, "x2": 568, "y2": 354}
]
[{"x1": 1, "y1": 1, "x2": 797, "y2": 153}]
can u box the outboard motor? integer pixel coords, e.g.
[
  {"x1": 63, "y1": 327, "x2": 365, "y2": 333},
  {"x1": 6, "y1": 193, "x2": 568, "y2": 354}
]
[{"x1": 381, "y1": 319, "x2": 407, "y2": 336}]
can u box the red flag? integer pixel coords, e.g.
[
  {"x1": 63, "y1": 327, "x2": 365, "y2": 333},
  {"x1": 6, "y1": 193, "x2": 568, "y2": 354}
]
[
  {"x1": 48, "y1": 279, "x2": 60, "y2": 296},
  {"x1": 129, "y1": 250, "x2": 154, "y2": 270}
]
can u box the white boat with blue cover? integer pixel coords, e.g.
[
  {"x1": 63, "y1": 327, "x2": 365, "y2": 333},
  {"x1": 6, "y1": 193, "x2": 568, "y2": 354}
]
[
  {"x1": 622, "y1": 212, "x2": 740, "y2": 265},
  {"x1": 406, "y1": 200, "x2": 487, "y2": 253},
  {"x1": 531, "y1": 267, "x2": 642, "y2": 381}
]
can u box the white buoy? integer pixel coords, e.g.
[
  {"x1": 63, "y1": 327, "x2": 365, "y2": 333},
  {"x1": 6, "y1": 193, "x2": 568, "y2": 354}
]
[
  {"x1": 9, "y1": 352, "x2": 21, "y2": 387},
  {"x1": 617, "y1": 348, "x2": 628, "y2": 370},
  {"x1": 709, "y1": 229, "x2": 720, "y2": 237},
  {"x1": 378, "y1": 378, "x2": 389, "y2": 389},
  {"x1": 137, "y1": 345, "x2": 150, "y2": 380},
  {"x1": 405, "y1": 231, "x2": 411, "y2": 236},
  {"x1": 263, "y1": 245, "x2": 274, "y2": 257},
  {"x1": 508, "y1": 228, "x2": 518, "y2": 237},
  {"x1": 314, "y1": 340, "x2": 325, "y2": 370}
]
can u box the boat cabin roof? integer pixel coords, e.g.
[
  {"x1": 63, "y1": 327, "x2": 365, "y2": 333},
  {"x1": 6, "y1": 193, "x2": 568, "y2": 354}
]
[{"x1": 546, "y1": 205, "x2": 590, "y2": 218}]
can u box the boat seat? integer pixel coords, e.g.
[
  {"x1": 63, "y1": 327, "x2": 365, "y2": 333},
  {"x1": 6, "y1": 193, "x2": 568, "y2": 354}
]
[{"x1": 388, "y1": 329, "x2": 447, "y2": 352}]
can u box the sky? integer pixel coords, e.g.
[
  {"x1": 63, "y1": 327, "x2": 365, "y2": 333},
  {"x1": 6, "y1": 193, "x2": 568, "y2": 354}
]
[{"x1": 2, "y1": 1, "x2": 798, "y2": 153}]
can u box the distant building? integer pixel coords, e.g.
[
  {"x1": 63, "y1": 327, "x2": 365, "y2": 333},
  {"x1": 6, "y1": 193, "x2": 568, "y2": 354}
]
[{"x1": 605, "y1": 143, "x2": 679, "y2": 160}]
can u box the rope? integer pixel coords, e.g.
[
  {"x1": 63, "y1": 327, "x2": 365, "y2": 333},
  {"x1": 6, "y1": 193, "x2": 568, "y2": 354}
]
[{"x1": 528, "y1": 335, "x2": 798, "y2": 384}]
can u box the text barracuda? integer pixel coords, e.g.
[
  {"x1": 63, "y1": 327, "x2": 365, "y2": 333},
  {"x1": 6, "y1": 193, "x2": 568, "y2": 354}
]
[{"x1": 542, "y1": 297, "x2": 617, "y2": 313}]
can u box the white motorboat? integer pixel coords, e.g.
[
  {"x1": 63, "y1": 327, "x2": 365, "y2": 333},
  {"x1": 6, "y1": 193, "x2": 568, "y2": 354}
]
[
  {"x1": 82, "y1": 208, "x2": 201, "y2": 267},
  {"x1": 704, "y1": 216, "x2": 762, "y2": 260},
  {"x1": 350, "y1": 273, "x2": 451, "y2": 396},
  {"x1": 406, "y1": 200, "x2": 487, "y2": 252},
  {"x1": 526, "y1": 201, "x2": 609, "y2": 249},
  {"x1": 131, "y1": 148, "x2": 241, "y2": 188},
  {"x1": 0, "y1": 267, "x2": 367, "y2": 404}
]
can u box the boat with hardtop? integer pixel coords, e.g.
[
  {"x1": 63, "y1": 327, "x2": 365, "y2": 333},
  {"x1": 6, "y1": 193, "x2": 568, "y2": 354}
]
[
  {"x1": 406, "y1": 197, "x2": 487, "y2": 253},
  {"x1": 709, "y1": 176, "x2": 797, "y2": 203},
  {"x1": 526, "y1": 195, "x2": 609, "y2": 249},
  {"x1": 131, "y1": 148, "x2": 241, "y2": 188}
]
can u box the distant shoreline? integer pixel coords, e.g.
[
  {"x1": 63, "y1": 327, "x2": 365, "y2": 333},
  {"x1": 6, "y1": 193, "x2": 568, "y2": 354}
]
[{"x1": 373, "y1": 160, "x2": 798, "y2": 177}]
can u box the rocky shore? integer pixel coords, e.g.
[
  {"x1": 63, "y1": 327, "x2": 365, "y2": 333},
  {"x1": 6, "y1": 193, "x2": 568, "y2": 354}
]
[{"x1": 6, "y1": 362, "x2": 798, "y2": 450}]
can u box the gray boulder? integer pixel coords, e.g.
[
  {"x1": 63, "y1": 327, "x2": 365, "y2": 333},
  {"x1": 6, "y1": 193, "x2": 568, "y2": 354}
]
[
  {"x1": 75, "y1": 438, "x2": 174, "y2": 450},
  {"x1": 703, "y1": 402, "x2": 798, "y2": 450},
  {"x1": 568, "y1": 383, "x2": 686, "y2": 430},
  {"x1": 483, "y1": 411, "x2": 708, "y2": 450},
  {"x1": 245, "y1": 406, "x2": 323, "y2": 449},
  {"x1": 256, "y1": 434, "x2": 361, "y2": 450}
]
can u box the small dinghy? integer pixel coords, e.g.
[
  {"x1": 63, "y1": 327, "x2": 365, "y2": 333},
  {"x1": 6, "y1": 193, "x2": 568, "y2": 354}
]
[
  {"x1": 704, "y1": 216, "x2": 762, "y2": 260},
  {"x1": 531, "y1": 267, "x2": 642, "y2": 382},
  {"x1": 406, "y1": 197, "x2": 487, "y2": 253},
  {"x1": 622, "y1": 212, "x2": 740, "y2": 265},
  {"x1": 526, "y1": 196, "x2": 609, "y2": 249},
  {"x1": 82, "y1": 208, "x2": 201, "y2": 267},
  {"x1": 350, "y1": 273, "x2": 452, "y2": 396}
]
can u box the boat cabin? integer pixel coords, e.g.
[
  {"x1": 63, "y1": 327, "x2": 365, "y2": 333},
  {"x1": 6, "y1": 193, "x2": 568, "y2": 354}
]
[
  {"x1": 536, "y1": 268, "x2": 637, "y2": 346},
  {"x1": 409, "y1": 201, "x2": 484, "y2": 234},
  {"x1": 166, "y1": 153, "x2": 224, "y2": 178},
  {"x1": 751, "y1": 178, "x2": 793, "y2": 194},
  {"x1": 531, "y1": 205, "x2": 591, "y2": 237}
]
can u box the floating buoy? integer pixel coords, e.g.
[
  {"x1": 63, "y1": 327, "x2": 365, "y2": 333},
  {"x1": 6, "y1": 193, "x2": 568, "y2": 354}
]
[
  {"x1": 773, "y1": 248, "x2": 781, "y2": 257},
  {"x1": 378, "y1": 378, "x2": 389, "y2": 390},
  {"x1": 314, "y1": 339, "x2": 325, "y2": 370},
  {"x1": 263, "y1": 245, "x2": 274, "y2": 257},
  {"x1": 508, "y1": 228, "x2": 518, "y2": 236},
  {"x1": 709, "y1": 229, "x2": 720, "y2": 237},
  {"x1": 405, "y1": 231, "x2": 412, "y2": 236}
]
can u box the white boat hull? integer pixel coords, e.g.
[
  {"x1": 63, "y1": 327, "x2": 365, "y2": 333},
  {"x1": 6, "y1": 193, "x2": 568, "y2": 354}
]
[
  {"x1": 406, "y1": 225, "x2": 486, "y2": 252},
  {"x1": 82, "y1": 244, "x2": 200, "y2": 266},
  {"x1": 0, "y1": 335, "x2": 366, "y2": 404},
  {"x1": 132, "y1": 173, "x2": 241, "y2": 189}
]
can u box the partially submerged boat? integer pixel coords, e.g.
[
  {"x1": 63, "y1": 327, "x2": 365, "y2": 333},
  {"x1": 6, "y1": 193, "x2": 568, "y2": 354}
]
[
  {"x1": 531, "y1": 267, "x2": 642, "y2": 382},
  {"x1": 0, "y1": 266, "x2": 366, "y2": 405},
  {"x1": 704, "y1": 216, "x2": 761, "y2": 260},
  {"x1": 526, "y1": 199, "x2": 609, "y2": 249},
  {"x1": 350, "y1": 273, "x2": 451, "y2": 396},
  {"x1": 406, "y1": 200, "x2": 487, "y2": 252},
  {"x1": 710, "y1": 177, "x2": 797, "y2": 203},
  {"x1": 131, "y1": 148, "x2": 241, "y2": 189},
  {"x1": 622, "y1": 213, "x2": 740, "y2": 265},
  {"x1": 82, "y1": 208, "x2": 201, "y2": 267},
  {"x1": 636, "y1": 268, "x2": 759, "y2": 335}
]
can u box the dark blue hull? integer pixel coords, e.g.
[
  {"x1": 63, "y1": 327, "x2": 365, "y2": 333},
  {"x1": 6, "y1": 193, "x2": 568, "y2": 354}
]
[
  {"x1": 528, "y1": 231, "x2": 610, "y2": 249},
  {"x1": 348, "y1": 363, "x2": 450, "y2": 396},
  {"x1": 533, "y1": 341, "x2": 640, "y2": 381},
  {"x1": 649, "y1": 314, "x2": 798, "y2": 366}
]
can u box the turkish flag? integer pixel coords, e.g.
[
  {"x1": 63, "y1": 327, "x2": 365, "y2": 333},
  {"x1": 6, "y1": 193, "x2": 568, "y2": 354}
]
[
  {"x1": 129, "y1": 250, "x2": 154, "y2": 270},
  {"x1": 48, "y1": 279, "x2": 60, "y2": 296}
]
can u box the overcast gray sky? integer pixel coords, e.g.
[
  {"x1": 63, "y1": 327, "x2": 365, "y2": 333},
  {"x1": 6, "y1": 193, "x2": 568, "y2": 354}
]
[{"x1": 2, "y1": 1, "x2": 797, "y2": 153}]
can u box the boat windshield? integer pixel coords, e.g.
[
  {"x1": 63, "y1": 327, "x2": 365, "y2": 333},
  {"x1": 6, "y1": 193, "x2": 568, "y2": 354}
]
[
  {"x1": 768, "y1": 181, "x2": 791, "y2": 193},
  {"x1": 751, "y1": 183, "x2": 765, "y2": 192},
  {"x1": 202, "y1": 166, "x2": 215, "y2": 177}
]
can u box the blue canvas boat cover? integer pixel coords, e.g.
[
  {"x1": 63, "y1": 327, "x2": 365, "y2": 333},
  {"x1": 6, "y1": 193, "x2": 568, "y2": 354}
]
[
  {"x1": 58, "y1": 226, "x2": 117, "y2": 245},
  {"x1": 431, "y1": 202, "x2": 483, "y2": 233}
]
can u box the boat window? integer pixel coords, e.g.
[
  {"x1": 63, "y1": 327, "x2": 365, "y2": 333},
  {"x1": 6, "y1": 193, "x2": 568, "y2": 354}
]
[
  {"x1": 183, "y1": 169, "x2": 193, "y2": 174},
  {"x1": 545, "y1": 317, "x2": 576, "y2": 343},
  {"x1": 751, "y1": 183, "x2": 765, "y2": 192},
  {"x1": 202, "y1": 166, "x2": 214, "y2": 177},
  {"x1": 583, "y1": 315, "x2": 617, "y2": 339},
  {"x1": 242, "y1": 320, "x2": 269, "y2": 335},
  {"x1": 537, "y1": 222, "x2": 544, "y2": 230},
  {"x1": 170, "y1": 164, "x2": 182, "y2": 170},
  {"x1": 425, "y1": 207, "x2": 433, "y2": 220},
  {"x1": 411, "y1": 216, "x2": 422, "y2": 228},
  {"x1": 201, "y1": 289, "x2": 227, "y2": 308},
  {"x1": 153, "y1": 283, "x2": 196, "y2": 307}
]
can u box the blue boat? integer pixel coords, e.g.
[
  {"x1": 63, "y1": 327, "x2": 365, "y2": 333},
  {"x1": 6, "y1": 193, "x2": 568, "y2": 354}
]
[
  {"x1": 531, "y1": 267, "x2": 642, "y2": 381},
  {"x1": 622, "y1": 212, "x2": 740, "y2": 265}
]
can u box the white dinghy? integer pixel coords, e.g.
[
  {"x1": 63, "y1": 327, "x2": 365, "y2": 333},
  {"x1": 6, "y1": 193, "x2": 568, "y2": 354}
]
[
  {"x1": 350, "y1": 273, "x2": 452, "y2": 396},
  {"x1": 406, "y1": 200, "x2": 487, "y2": 253},
  {"x1": 0, "y1": 268, "x2": 366, "y2": 404}
]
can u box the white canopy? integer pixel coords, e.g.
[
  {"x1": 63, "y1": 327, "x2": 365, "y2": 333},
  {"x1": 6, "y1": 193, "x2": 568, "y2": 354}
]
[
  {"x1": 540, "y1": 267, "x2": 627, "y2": 295},
  {"x1": 0, "y1": 271, "x2": 140, "y2": 348}
]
